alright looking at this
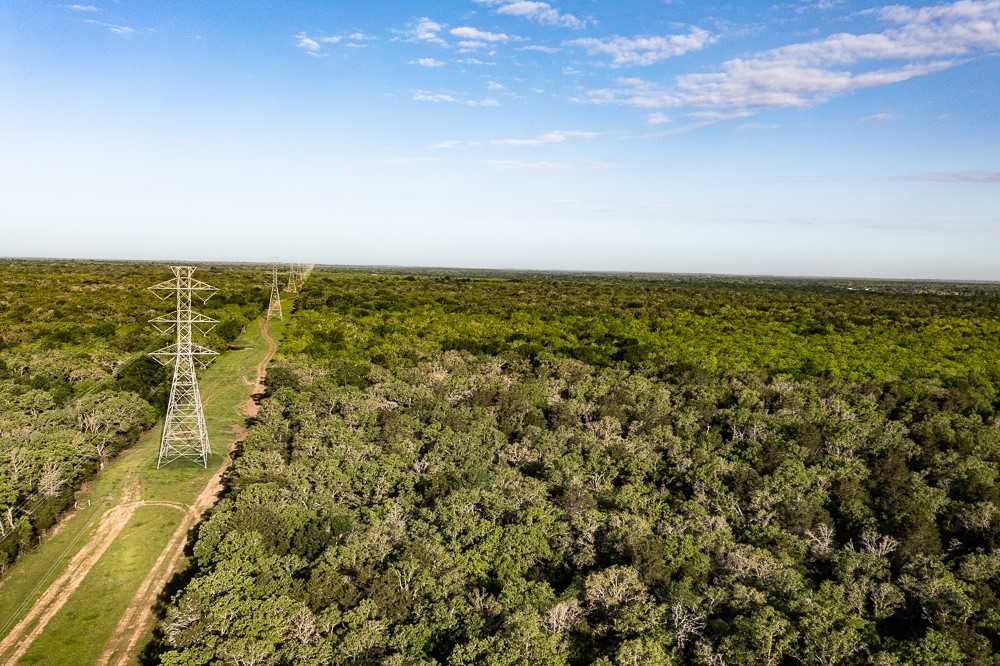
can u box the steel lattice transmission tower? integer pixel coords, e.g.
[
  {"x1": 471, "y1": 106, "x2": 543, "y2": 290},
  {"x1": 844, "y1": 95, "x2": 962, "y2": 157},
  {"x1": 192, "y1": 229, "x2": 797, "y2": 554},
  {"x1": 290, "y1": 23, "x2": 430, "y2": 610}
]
[
  {"x1": 267, "y1": 264, "x2": 283, "y2": 320},
  {"x1": 148, "y1": 266, "x2": 219, "y2": 468},
  {"x1": 286, "y1": 263, "x2": 299, "y2": 294}
]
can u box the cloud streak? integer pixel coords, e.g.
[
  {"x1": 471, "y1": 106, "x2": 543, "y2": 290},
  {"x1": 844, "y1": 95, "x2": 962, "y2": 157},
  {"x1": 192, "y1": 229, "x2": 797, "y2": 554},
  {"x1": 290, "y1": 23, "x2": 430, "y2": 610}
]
[
  {"x1": 430, "y1": 130, "x2": 599, "y2": 149},
  {"x1": 410, "y1": 57, "x2": 446, "y2": 68},
  {"x1": 909, "y1": 171, "x2": 1000, "y2": 183},
  {"x1": 860, "y1": 112, "x2": 896, "y2": 122},
  {"x1": 577, "y1": 0, "x2": 999, "y2": 113},
  {"x1": 450, "y1": 27, "x2": 511, "y2": 42},
  {"x1": 567, "y1": 28, "x2": 716, "y2": 66},
  {"x1": 84, "y1": 19, "x2": 136, "y2": 37},
  {"x1": 476, "y1": 1, "x2": 586, "y2": 29},
  {"x1": 413, "y1": 90, "x2": 500, "y2": 107},
  {"x1": 398, "y1": 17, "x2": 447, "y2": 47},
  {"x1": 295, "y1": 31, "x2": 372, "y2": 56},
  {"x1": 490, "y1": 130, "x2": 599, "y2": 146}
]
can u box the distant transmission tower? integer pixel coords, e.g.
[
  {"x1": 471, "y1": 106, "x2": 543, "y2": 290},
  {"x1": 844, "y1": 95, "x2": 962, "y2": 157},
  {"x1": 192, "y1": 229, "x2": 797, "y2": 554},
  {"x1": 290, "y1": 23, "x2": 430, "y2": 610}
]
[
  {"x1": 148, "y1": 266, "x2": 219, "y2": 468},
  {"x1": 267, "y1": 264, "x2": 283, "y2": 320},
  {"x1": 286, "y1": 263, "x2": 299, "y2": 294}
]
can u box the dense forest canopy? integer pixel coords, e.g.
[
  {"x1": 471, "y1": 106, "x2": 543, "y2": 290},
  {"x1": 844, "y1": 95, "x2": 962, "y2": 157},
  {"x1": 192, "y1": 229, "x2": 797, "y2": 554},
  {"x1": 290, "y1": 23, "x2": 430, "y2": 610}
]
[
  {"x1": 0, "y1": 260, "x2": 268, "y2": 573},
  {"x1": 156, "y1": 270, "x2": 1000, "y2": 665}
]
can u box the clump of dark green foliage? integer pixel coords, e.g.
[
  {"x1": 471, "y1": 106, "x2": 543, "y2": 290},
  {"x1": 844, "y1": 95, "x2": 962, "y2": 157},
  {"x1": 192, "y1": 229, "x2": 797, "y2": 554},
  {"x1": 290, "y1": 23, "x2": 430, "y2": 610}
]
[
  {"x1": 158, "y1": 270, "x2": 1000, "y2": 665},
  {"x1": 0, "y1": 260, "x2": 267, "y2": 574}
]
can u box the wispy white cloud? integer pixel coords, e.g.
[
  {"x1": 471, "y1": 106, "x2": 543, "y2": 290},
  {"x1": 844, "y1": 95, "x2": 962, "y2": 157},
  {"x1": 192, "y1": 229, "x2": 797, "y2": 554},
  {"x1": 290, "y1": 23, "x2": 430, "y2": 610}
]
[
  {"x1": 342, "y1": 32, "x2": 374, "y2": 48},
  {"x1": 64, "y1": 4, "x2": 99, "y2": 12},
  {"x1": 397, "y1": 17, "x2": 448, "y2": 47},
  {"x1": 632, "y1": 110, "x2": 757, "y2": 137},
  {"x1": 413, "y1": 91, "x2": 460, "y2": 103},
  {"x1": 430, "y1": 130, "x2": 599, "y2": 149},
  {"x1": 860, "y1": 112, "x2": 896, "y2": 122},
  {"x1": 567, "y1": 28, "x2": 716, "y2": 66},
  {"x1": 295, "y1": 32, "x2": 322, "y2": 54},
  {"x1": 295, "y1": 31, "x2": 372, "y2": 56},
  {"x1": 457, "y1": 40, "x2": 496, "y2": 52},
  {"x1": 521, "y1": 44, "x2": 561, "y2": 54},
  {"x1": 413, "y1": 90, "x2": 500, "y2": 107},
  {"x1": 475, "y1": 0, "x2": 587, "y2": 29},
  {"x1": 577, "y1": 0, "x2": 999, "y2": 113},
  {"x1": 773, "y1": 0, "x2": 845, "y2": 14},
  {"x1": 687, "y1": 110, "x2": 756, "y2": 122},
  {"x1": 867, "y1": 0, "x2": 1000, "y2": 26},
  {"x1": 491, "y1": 130, "x2": 599, "y2": 146},
  {"x1": 411, "y1": 57, "x2": 446, "y2": 68},
  {"x1": 84, "y1": 19, "x2": 136, "y2": 37},
  {"x1": 672, "y1": 60, "x2": 956, "y2": 109},
  {"x1": 450, "y1": 27, "x2": 511, "y2": 42},
  {"x1": 647, "y1": 112, "x2": 672, "y2": 125},
  {"x1": 909, "y1": 170, "x2": 1000, "y2": 183}
]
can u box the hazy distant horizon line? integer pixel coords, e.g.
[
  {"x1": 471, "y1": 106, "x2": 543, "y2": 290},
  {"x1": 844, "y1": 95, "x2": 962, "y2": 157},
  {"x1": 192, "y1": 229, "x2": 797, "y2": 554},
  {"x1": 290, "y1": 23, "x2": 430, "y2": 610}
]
[{"x1": 2, "y1": 253, "x2": 998, "y2": 286}]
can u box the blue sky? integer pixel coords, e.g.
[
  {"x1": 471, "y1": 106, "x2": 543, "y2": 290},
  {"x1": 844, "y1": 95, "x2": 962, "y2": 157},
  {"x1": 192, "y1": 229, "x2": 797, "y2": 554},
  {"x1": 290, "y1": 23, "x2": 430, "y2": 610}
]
[{"x1": 1, "y1": 0, "x2": 998, "y2": 279}]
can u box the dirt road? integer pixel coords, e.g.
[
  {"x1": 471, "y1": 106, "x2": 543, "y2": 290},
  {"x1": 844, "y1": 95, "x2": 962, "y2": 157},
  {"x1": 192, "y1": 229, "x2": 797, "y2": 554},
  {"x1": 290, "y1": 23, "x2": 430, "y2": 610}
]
[
  {"x1": 0, "y1": 481, "x2": 154, "y2": 665},
  {"x1": 0, "y1": 318, "x2": 277, "y2": 666},
  {"x1": 97, "y1": 318, "x2": 277, "y2": 665}
]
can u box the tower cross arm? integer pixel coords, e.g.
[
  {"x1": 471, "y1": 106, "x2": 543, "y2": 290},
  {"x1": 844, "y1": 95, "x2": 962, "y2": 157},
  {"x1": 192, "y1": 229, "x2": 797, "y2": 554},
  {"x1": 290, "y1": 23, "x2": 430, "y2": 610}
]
[
  {"x1": 148, "y1": 343, "x2": 219, "y2": 365},
  {"x1": 186, "y1": 278, "x2": 219, "y2": 293},
  {"x1": 148, "y1": 311, "x2": 219, "y2": 326},
  {"x1": 148, "y1": 277, "x2": 219, "y2": 301}
]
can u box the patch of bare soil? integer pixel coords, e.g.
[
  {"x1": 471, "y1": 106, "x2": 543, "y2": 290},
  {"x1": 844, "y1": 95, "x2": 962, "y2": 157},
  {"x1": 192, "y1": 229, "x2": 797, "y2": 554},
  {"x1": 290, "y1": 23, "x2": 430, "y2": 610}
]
[{"x1": 0, "y1": 500, "x2": 140, "y2": 665}]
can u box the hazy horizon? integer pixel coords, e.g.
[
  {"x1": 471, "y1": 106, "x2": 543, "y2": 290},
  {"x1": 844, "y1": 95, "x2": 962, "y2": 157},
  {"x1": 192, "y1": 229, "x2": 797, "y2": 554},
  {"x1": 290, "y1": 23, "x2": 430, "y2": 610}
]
[{"x1": 5, "y1": 252, "x2": 1000, "y2": 284}]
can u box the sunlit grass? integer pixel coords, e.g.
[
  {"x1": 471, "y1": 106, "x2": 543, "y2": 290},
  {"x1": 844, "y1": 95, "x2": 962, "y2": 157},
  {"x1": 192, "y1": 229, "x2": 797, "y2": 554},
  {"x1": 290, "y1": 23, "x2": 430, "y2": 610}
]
[{"x1": 18, "y1": 505, "x2": 180, "y2": 666}]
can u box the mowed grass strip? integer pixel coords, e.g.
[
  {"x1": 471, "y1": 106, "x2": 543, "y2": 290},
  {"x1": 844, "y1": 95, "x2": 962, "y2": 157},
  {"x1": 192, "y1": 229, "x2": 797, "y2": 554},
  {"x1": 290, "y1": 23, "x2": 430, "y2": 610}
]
[
  {"x1": 0, "y1": 310, "x2": 288, "y2": 659},
  {"x1": 0, "y1": 439, "x2": 147, "y2": 644},
  {"x1": 17, "y1": 505, "x2": 181, "y2": 666}
]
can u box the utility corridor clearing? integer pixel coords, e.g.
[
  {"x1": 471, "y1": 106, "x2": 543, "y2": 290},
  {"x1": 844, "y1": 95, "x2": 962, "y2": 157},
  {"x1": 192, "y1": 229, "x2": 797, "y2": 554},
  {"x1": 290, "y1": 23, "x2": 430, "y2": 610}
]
[{"x1": 0, "y1": 314, "x2": 285, "y2": 666}]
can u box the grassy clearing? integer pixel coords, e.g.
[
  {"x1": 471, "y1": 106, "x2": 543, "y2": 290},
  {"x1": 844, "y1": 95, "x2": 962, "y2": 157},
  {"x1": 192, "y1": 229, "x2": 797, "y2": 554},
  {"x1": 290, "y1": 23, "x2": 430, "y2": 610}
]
[
  {"x1": 18, "y1": 505, "x2": 180, "y2": 666},
  {"x1": 0, "y1": 309, "x2": 288, "y2": 663},
  {"x1": 0, "y1": 445, "x2": 139, "y2": 642}
]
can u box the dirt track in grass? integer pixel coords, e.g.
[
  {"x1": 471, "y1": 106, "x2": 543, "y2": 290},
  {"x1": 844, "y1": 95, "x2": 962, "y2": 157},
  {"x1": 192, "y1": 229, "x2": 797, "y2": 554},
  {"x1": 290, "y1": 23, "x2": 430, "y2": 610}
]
[
  {"x1": 0, "y1": 481, "x2": 149, "y2": 665},
  {"x1": 0, "y1": 317, "x2": 278, "y2": 666},
  {"x1": 96, "y1": 317, "x2": 277, "y2": 666}
]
